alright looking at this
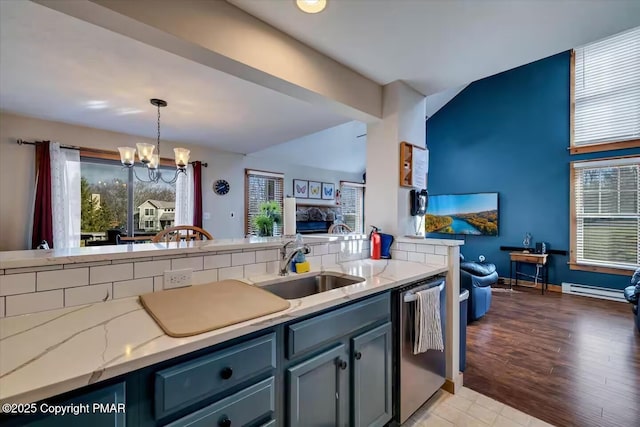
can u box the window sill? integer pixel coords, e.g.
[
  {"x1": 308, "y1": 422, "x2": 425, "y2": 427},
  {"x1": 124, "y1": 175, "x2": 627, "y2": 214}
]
[
  {"x1": 568, "y1": 262, "x2": 636, "y2": 276},
  {"x1": 568, "y1": 139, "x2": 640, "y2": 155}
]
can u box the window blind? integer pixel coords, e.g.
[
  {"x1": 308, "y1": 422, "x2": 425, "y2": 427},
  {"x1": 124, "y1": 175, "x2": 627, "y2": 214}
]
[
  {"x1": 245, "y1": 171, "x2": 284, "y2": 236},
  {"x1": 573, "y1": 27, "x2": 640, "y2": 146},
  {"x1": 573, "y1": 157, "x2": 639, "y2": 269},
  {"x1": 340, "y1": 182, "x2": 365, "y2": 234}
]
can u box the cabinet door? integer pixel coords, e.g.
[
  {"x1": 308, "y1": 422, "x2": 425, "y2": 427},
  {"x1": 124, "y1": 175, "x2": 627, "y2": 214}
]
[
  {"x1": 351, "y1": 322, "x2": 392, "y2": 427},
  {"x1": 287, "y1": 344, "x2": 348, "y2": 427},
  {"x1": 27, "y1": 382, "x2": 126, "y2": 427}
]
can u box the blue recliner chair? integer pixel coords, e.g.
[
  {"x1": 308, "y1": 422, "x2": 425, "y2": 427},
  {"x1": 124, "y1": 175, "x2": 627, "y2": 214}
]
[
  {"x1": 623, "y1": 268, "x2": 640, "y2": 332},
  {"x1": 460, "y1": 254, "x2": 498, "y2": 322}
]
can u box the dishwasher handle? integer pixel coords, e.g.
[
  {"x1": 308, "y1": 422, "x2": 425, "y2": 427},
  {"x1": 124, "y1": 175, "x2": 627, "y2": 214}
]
[{"x1": 403, "y1": 280, "x2": 445, "y2": 303}]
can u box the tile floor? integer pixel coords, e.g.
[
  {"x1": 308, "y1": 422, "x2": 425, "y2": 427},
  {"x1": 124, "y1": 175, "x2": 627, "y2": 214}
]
[{"x1": 403, "y1": 387, "x2": 555, "y2": 427}]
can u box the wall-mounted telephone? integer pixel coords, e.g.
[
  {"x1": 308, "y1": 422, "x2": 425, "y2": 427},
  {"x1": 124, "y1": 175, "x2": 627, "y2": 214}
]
[{"x1": 410, "y1": 189, "x2": 428, "y2": 216}]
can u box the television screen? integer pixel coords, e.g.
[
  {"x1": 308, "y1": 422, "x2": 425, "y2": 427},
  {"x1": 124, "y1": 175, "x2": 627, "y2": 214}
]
[{"x1": 425, "y1": 193, "x2": 498, "y2": 236}]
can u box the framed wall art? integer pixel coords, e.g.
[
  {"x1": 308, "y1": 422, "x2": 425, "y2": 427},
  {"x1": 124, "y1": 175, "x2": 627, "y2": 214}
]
[{"x1": 293, "y1": 179, "x2": 308, "y2": 198}]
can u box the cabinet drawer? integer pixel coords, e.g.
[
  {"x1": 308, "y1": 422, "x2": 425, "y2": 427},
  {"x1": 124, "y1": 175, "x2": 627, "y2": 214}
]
[
  {"x1": 155, "y1": 333, "x2": 275, "y2": 419},
  {"x1": 286, "y1": 293, "x2": 389, "y2": 359},
  {"x1": 166, "y1": 377, "x2": 275, "y2": 427}
]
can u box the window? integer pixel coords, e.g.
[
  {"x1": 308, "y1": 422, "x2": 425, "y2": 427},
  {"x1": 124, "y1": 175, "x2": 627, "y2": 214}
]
[
  {"x1": 572, "y1": 27, "x2": 640, "y2": 153},
  {"x1": 571, "y1": 156, "x2": 639, "y2": 272},
  {"x1": 245, "y1": 169, "x2": 284, "y2": 236},
  {"x1": 80, "y1": 158, "x2": 176, "y2": 243},
  {"x1": 340, "y1": 182, "x2": 365, "y2": 233}
]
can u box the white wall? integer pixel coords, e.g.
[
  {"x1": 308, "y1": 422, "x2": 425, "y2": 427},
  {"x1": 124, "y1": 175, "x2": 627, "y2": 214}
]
[{"x1": 0, "y1": 112, "x2": 361, "y2": 250}]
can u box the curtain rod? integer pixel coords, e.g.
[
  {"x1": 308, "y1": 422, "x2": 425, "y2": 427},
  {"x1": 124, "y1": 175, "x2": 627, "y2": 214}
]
[{"x1": 16, "y1": 139, "x2": 207, "y2": 167}]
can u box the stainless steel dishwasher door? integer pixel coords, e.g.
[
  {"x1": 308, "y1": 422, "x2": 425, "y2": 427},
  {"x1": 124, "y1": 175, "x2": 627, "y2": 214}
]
[{"x1": 398, "y1": 279, "x2": 446, "y2": 424}]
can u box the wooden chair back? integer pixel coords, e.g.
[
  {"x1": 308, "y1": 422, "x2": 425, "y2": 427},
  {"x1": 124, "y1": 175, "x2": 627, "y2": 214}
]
[
  {"x1": 152, "y1": 226, "x2": 214, "y2": 243},
  {"x1": 328, "y1": 223, "x2": 353, "y2": 234}
]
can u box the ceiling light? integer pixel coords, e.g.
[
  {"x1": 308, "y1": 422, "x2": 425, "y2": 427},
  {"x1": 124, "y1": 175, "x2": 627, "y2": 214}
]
[
  {"x1": 117, "y1": 98, "x2": 190, "y2": 184},
  {"x1": 296, "y1": 0, "x2": 326, "y2": 14}
]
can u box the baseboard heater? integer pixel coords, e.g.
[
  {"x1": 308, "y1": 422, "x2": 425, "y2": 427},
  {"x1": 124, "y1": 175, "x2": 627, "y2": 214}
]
[{"x1": 561, "y1": 282, "x2": 625, "y2": 302}]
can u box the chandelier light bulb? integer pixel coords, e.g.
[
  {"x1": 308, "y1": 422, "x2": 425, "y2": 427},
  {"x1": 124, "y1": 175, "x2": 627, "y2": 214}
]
[
  {"x1": 117, "y1": 147, "x2": 136, "y2": 167},
  {"x1": 136, "y1": 143, "x2": 155, "y2": 164},
  {"x1": 296, "y1": 0, "x2": 327, "y2": 14},
  {"x1": 174, "y1": 147, "x2": 191, "y2": 168}
]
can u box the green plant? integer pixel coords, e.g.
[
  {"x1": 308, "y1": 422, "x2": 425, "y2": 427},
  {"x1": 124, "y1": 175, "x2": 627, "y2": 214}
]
[{"x1": 253, "y1": 201, "x2": 282, "y2": 236}]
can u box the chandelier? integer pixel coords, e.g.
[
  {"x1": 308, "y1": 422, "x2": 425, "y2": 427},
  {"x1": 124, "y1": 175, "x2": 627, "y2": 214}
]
[{"x1": 117, "y1": 98, "x2": 190, "y2": 184}]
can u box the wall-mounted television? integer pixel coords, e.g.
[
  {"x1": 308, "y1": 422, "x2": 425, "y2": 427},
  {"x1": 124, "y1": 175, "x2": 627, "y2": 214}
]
[{"x1": 425, "y1": 193, "x2": 498, "y2": 236}]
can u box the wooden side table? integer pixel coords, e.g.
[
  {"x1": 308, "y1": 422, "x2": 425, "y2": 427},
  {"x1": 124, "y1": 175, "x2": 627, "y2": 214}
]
[{"x1": 509, "y1": 252, "x2": 549, "y2": 294}]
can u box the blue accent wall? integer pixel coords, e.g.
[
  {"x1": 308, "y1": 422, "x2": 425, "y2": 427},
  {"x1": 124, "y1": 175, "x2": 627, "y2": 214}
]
[{"x1": 426, "y1": 51, "x2": 639, "y2": 290}]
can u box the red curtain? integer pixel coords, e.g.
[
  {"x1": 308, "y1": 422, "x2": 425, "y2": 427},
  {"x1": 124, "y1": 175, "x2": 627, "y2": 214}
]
[
  {"x1": 192, "y1": 161, "x2": 203, "y2": 227},
  {"x1": 32, "y1": 141, "x2": 53, "y2": 248}
]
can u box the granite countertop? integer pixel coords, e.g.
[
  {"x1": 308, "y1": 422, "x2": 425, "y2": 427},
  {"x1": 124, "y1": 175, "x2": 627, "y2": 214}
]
[
  {"x1": 0, "y1": 234, "x2": 369, "y2": 270},
  {"x1": 0, "y1": 258, "x2": 447, "y2": 405}
]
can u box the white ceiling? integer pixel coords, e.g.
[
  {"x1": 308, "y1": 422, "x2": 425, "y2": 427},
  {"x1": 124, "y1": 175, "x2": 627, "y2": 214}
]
[
  {"x1": 0, "y1": 1, "x2": 349, "y2": 154},
  {"x1": 248, "y1": 121, "x2": 367, "y2": 174},
  {"x1": 230, "y1": 0, "x2": 640, "y2": 96}
]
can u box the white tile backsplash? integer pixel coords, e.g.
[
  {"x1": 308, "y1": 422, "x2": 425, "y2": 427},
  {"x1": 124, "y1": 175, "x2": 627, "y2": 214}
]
[
  {"x1": 218, "y1": 266, "x2": 244, "y2": 280},
  {"x1": 0, "y1": 237, "x2": 392, "y2": 317},
  {"x1": 37, "y1": 268, "x2": 88, "y2": 291},
  {"x1": 255, "y1": 250, "x2": 278, "y2": 263},
  {"x1": 171, "y1": 256, "x2": 203, "y2": 271},
  {"x1": 244, "y1": 263, "x2": 267, "y2": 277},
  {"x1": 391, "y1": 250, "x2": 408, "y2": 261},
  {"x1": 65, "y1": 283, "x2": 112, "y2": 307},
  {"x1": 435, "y1": 245, "x2": 449, "y2": 256},
  {"x1": 113, "y1": 278, "x2": 153, "y2": 299},
  {"x1": 6, "y1": 290, "x2": 64, "y2": 316},
  {"x1": 416, "y1": 244, "x2": 436, "y2": 254},
  {"x1": 90, "y1": 264, "x2": 133, "y2": 285},
  {"x1": 397, "y1": 243, "x2": 417, "y2": 252},
  {"x1": 407, "y1": 252, "x2": 426, "y2": 264},
  {"x1": 0, "y1": 272, "x2": 36, "y2": 296},
  {"x1": 204, "y1": 254, "x2": 231, "y2": 269},
  {"x1": 312, "y1": 244, "x2": 329, "y2": 256},
  {"x1": 231, "y1": 252, "x2": 255, "y2": 266},
  {"x1": 135, "y1": 260, "x2": 171, "y2": 279},
  {"x1": 192, "y1": 269, "x2": 219, "y2": 286}
]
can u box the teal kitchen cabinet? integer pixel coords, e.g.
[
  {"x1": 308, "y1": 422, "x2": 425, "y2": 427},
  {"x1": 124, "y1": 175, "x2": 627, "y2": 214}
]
[
  {"x1": 286, "y1": 345, "x2": 349, "y2": 427},
  {"x1": 23, "y1": 382, "x2": 126, "y2": 427},
  {"x1": 284, "y1": 293, "x2": 392, "y2": 427},
  {"x1": 351, "y1": 322, "x2": 392, "y2": 427}
]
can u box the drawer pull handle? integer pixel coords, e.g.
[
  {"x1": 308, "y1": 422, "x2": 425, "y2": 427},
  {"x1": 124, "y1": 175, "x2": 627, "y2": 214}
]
[
  {"x1": 219, "y1": 416, "x2": 232, "y2": 427},
  {"x1": 338, "y1": 359, "x2": 347, "y2": 370},
  {"x1": 354, "y1": 351, "x2": 362, "y2": 360},
  {"x1": 220, "y1": 367, "x2": 233, "y2": 380}
]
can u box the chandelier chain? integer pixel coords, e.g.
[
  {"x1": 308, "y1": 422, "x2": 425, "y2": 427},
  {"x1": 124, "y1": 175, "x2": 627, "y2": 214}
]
[{"x1": 157, "y1": 103, "x2": 161, "y2": 157}]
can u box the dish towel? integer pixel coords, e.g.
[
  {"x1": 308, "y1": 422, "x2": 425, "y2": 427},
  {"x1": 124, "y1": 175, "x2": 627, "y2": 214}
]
[{"x1": 413, "y1": 286, "x2": 444, "y2": 354}]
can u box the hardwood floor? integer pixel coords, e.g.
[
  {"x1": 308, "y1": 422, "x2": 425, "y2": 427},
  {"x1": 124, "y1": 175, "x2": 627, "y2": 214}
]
[{"x1": 464, "y1": 286, "x2": 640, "y2": 427}]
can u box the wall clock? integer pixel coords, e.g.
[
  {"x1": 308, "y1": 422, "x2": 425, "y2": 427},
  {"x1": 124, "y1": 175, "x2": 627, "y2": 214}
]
[{"x1": 213, "y1": 179, "x2": 230, "y2": 195}]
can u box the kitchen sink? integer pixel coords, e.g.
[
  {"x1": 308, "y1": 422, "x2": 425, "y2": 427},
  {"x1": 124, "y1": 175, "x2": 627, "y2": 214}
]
[{"x1": 260, "y1": 273, "x2": 365, "y2": 299}]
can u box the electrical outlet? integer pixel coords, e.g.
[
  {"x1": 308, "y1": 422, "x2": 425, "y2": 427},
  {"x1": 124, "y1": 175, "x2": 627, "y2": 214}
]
[{"x1": 164, "y1": 268, "x2": 193, "y2": 289}]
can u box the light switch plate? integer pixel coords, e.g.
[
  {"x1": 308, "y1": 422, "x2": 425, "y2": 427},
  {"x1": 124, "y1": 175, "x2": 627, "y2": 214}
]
[{"x1": 203, "y1": 212, "x2": 211, "y2": 220}]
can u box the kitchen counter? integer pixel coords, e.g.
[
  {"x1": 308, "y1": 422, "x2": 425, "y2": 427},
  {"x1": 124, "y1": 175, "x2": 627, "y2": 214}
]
[{"x1": 0, "y1": 258, "x2": 447, "y2": 405}]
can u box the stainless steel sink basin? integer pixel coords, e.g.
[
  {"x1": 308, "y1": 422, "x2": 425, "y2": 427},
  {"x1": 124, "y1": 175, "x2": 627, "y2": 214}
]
[{"x1": 260, "y1": 273, "x2": 365, "y2": 299}]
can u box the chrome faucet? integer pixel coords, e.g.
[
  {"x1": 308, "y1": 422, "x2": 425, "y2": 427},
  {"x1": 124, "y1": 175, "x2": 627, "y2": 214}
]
[{"x1": 279, "y1": 241, "x2": 311, "y2": 276}]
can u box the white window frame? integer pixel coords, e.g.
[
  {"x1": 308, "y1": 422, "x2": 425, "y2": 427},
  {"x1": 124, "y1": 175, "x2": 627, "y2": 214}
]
[
  {"x1": 570, "y1": 156, "x2": 639, "y2": 274},
  {"x1": 571, "y1": 27, "x2": 640, "y2": 154},
  {"x1": 245, "y1": 169, "x2": 285, "y2": 236},
  {"x1": 339, "y1": 181, "x2": 365, "y2": 234}
]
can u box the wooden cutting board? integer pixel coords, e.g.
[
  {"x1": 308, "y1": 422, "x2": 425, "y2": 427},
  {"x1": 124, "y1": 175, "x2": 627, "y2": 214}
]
[{"x1": 139, "y1": 280, "x2": 290, "y2": 337}]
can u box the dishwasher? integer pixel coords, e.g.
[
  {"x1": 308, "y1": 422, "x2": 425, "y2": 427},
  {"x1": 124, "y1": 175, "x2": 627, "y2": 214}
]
[{"x1": 393, "y1": 276, "x2": 446, "y2": 424}]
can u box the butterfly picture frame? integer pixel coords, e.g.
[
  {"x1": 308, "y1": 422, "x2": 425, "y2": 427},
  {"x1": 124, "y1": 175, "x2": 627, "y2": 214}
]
[
  {"x1": 308, "y1": 181, "x2": 322, "y2": 199},
  {"x1": 322, "y1": 183, "x2": 335, "y2": 200},
  {"x1": 293, "y1": 179, "x2": 308, "y2": 198}
]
